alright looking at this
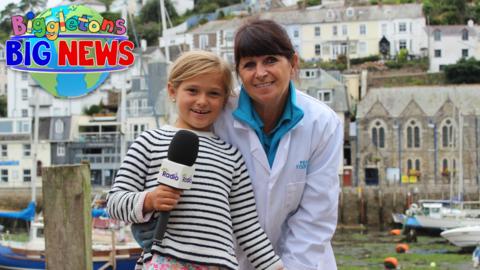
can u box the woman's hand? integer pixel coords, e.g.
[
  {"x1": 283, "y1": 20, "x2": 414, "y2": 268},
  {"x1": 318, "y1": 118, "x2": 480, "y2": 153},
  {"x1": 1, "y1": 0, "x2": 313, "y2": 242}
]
[{"x1": 143, "y1": 185, "x2": 182, "y2": 213}]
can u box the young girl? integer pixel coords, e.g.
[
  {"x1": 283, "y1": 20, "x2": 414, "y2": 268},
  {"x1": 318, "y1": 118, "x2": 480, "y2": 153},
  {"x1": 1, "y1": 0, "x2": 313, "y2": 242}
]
[{"x1": 106, "y1": 51, "x2": 284, "y2": 270}]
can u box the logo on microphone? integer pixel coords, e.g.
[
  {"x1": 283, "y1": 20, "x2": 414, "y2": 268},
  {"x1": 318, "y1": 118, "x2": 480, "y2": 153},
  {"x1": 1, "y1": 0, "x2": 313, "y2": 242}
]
[
  {"x1": 161, "y1": 168, "x2": 179, "y2": 181},
  {"x1": 181, "y1": 174, "x2": 193, "y2": 184}
]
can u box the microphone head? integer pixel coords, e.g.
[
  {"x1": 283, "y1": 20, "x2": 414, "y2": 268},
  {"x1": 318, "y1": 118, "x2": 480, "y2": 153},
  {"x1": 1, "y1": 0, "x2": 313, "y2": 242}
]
[{"x1": 167, "y1": 130, "x2": 199, "y2": 166}]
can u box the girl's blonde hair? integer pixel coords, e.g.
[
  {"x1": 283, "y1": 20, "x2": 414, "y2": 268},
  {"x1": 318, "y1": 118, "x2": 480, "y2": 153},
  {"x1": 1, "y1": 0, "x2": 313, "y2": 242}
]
[{"x1": 168, "y1": 50, "x2": 233, "y2": 97}]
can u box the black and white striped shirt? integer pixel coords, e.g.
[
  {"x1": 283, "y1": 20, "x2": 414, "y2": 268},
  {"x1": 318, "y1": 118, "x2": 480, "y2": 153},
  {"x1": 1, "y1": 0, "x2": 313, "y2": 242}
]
[{"x1": 107, "y1": 126, "x2": 283, "y2": 270}]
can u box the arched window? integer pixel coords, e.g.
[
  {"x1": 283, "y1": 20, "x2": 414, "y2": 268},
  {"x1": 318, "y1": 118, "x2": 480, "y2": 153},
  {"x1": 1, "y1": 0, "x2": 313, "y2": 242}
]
[
  {"x1": 370, "y1": 120, "x2": 386, "y2": 148},
  {"x1": 415, "y1": 159, "x2": 420, "y2": 171},
  {"x1": 406, "y1": 119, "x2": 421, "y2": 148},
  {"x1": 441, "y1": 118, "x2": 455, "y2": 148},
  {"x1": 442, "y1": 159, "x2": 448, "y2": 171},
  {"x1": 407, "y1": 159, "x2": 413, "y2": 172}
]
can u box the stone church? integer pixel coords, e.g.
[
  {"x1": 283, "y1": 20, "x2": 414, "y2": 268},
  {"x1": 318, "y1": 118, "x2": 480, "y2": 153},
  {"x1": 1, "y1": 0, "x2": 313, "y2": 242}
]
[{"x1": 354, "y1": 85, "x2": 480, "y2": 192}]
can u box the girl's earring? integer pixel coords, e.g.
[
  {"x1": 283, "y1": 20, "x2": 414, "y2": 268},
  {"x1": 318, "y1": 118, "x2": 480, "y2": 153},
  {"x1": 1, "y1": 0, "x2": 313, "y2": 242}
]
[{"x1": 171, "y1": 98, "x2": 176, "y2": 103}]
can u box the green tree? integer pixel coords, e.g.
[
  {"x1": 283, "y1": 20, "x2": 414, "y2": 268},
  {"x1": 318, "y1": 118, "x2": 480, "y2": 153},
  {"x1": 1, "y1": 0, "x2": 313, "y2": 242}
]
[
  {"x1": 444, "y1": 58, "x2": 480, "y2": 84},
  {"x1": 424, "y1": 0, "x2": 468, "y2": 25},
  {"x1": 18, "y1": 0, "x2": 46, "y2": 12}
]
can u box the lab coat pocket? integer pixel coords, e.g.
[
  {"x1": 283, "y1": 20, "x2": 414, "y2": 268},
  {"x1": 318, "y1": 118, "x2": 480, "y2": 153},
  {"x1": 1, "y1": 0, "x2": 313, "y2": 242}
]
[{"x1": 285, "y1": 181, "x2": 306, "y2": 215}]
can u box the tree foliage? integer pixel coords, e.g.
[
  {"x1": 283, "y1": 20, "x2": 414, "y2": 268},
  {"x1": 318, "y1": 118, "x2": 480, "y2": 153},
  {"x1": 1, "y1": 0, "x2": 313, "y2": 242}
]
[
  {"x1": 423, "y1": 0, "x2": 468, "y2": 25},
  {"x1": 444, "y1": 58, "x2": 480, "y2": 84},
  {"x1": 0, "y1": 95, "x2": 6, "y2": 117}
]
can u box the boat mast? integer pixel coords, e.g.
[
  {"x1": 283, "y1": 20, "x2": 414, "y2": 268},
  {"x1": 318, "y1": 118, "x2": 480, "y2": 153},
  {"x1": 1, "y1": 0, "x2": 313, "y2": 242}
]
[
  {"x1": 160, "y1": 0, "x2": 169, "y2": 62},
  {"x1": 30, "y1": 88, "x2": 40, "y2": 240},
  {"x1": 120, "y1": 0, "x2": 128, "y2": 161},
  {"x1": 458, "y1": 110, "x2": 464, "y2": 201}
]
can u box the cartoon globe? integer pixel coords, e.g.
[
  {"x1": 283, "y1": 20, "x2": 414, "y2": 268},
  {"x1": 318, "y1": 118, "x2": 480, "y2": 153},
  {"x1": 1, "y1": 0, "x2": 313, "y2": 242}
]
[{"x1": 25, "y1": 5, "x2": 125, "y2": 98}]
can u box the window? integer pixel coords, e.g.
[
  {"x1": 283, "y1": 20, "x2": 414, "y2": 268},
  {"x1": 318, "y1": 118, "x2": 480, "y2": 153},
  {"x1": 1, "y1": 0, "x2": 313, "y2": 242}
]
[
  {"x1": 442, "y1": 159, "x2": 448, "y2": 171},
  {"x1": 1, "y1": 170, "x2": 7, "y2": 182},
  {"x1": 141, "y1": 99, "x2": 148, "y2": 108},
  {"x1": 199, "y1": 35, "x2": 208, "y2": 50},
  {"x1": 346, "y1": 7, "x2": 354, "y2": 17},
  {"x1": 441, "y1": 118, "x2": 455, "y2": 148},
  {"x1": 23, "y1": 169, "x2": 31, "y2": 182},
  {"x1": 399, "y1": 40, "x2": 407, "y2": 50},
  {"x1": 224, "y1": 31, "x2": 233, "y2": 42},
  {"x1": 333, "y1": 25, "x2": 338, "y2": 36},
  {"x1": 371, "y1": 120, "x2": 386, "y2": 148},
  {"x1": 317, "y1": 90, "x2": 332, "y2": 103},
  {"x1": 327, "y1": 9, "x2": 334, "y2": 19},
  {"x1": 462, "y1": 49, "x2": 469, "y2": 58},
  {"x1": 359, "y1": 24, "x2": 366, "y2": 35},
  {"x1": 315, "y1": 26, "x2": 320, "y2": 36},
  {"x1": 433, "y1": 29, "x2": 441, "y2": 41},
  {"x1": 434, "y1": 49, "x2": 441, "y2": 58},
  {"x1": 358, "y1": 42, "x2": 367, "y2": 54},
  {"x1": 462, "y1": 29, "x2": 468, "y2": 40},
  {"x1": 399, "y1": 22, "x2": 407, "y2": 33},
  {"x1": 57, "y1": 144, "x2": 65, "y2": 157},
  {"x1": 23, "y1": 144, "x2": 31, "y2": 156},
  {"x1": 342, "y1": 25, "x2": 348, "y2": 35},
  {"x1": 293, "y1": 29, "x2": 299, "y2": 38},
  {"x1": 406, "y1": 119, "x2": 421, "y2": 148},
  {"x1": 55, "y1": 119, "x2": 64, "y2": 134},
  {"x1": 132, "y1": 124, "x2": 147, "y2": 139},
  {"x1": 21, "y1": 88, "x2": 28, "y2": 100},
  {"x1": 315, "y1": 44, "x2": 321, "y2": 56},
  {"x1": 21, "y1": 72, "x2": 28, "y2": 80},
  {"x1": 407, "y1": 159, "x2": 413, "y2": 172},
  {"x1": 415, "y1": 159, "x2": 421, "y2": 171},
  {"x1": 1, "y1": 144, "x2": 6, "y2": 157},
  {"x1": 381, "y1": 24, "x2": 387, "y2": 35}
]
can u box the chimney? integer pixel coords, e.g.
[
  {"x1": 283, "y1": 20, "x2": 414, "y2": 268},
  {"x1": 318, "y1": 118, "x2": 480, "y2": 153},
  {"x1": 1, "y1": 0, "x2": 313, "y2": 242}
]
[{"x1": 141, "y1": 39, "x2": 147, "y2": 52}]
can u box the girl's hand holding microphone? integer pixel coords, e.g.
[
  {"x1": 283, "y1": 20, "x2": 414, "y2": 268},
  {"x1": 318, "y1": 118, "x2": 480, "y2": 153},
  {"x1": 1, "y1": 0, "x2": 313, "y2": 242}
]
[{"x1": 143, "y1": 185, "x2": 182, "y2": 213}]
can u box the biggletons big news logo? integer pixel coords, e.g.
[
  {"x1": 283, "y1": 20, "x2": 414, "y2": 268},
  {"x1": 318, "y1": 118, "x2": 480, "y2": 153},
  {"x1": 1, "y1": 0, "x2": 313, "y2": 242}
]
[{"x1": 5, "y1": 5, "x2": 135, "y2": 98}]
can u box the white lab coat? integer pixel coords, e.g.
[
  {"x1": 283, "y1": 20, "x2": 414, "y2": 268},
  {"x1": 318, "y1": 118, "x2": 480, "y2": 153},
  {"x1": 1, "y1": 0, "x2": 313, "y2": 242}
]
[{"x1": 214, "y1": 90, "x2": 343, "y2": 270}]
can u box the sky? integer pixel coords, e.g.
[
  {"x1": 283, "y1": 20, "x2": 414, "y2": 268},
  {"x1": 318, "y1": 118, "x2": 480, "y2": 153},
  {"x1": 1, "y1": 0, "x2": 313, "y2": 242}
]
[{"x1": 0, "y1": 0, "x2": 64, "y2": 13}]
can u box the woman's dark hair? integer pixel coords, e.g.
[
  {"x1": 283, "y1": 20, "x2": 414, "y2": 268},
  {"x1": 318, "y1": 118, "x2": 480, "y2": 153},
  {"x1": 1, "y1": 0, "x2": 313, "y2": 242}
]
[{"x1": 234, "y1": 19, "x2": 295, "y2": 72}]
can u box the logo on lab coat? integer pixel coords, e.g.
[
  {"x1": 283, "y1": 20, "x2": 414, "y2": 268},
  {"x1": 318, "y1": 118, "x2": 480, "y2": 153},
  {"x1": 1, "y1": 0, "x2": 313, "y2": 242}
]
[{"x1": 296, "y1": 160, "x2": 308, "y2": 170}]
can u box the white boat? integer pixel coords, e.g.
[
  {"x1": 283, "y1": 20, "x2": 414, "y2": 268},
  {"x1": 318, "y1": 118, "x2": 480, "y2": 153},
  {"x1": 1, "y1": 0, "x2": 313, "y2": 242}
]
[
  {"x1": 441, "y1": 226, "x2": 480, "y2": 247},
  {"x1": 403, "y1": 200, "x2": 480, "y2": 231}
]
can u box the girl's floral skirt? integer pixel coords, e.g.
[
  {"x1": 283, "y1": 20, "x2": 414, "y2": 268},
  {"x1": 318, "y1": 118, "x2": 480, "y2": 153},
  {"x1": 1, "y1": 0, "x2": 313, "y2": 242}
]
[{"x1": 143, "y1": 253, "x2": 226, "y2": 270}]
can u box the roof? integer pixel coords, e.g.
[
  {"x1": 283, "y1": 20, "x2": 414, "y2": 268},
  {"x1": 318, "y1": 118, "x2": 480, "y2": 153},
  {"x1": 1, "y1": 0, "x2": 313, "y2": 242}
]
[
  {"x1": 259, "y1": 3, "x2": 424, "y2": 25},
  {"x1": 426, "y1": 25, "x2": 480, "y2": 36},
  {"x1": 189, "y1": 18, "x2": 244, "y2": 34},
  {"x1": 296, "y1": 68, "x2": 349, "y2": 112},
  {"x1": 357, "y1": 85, "x2": 480, "y2": 118}
]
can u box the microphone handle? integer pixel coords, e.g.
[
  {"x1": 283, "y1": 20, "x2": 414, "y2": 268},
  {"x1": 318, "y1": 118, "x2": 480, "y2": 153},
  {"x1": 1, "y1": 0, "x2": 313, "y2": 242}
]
[{"x1": 154, "y1": 211, "x2": 171, "y2": 241}]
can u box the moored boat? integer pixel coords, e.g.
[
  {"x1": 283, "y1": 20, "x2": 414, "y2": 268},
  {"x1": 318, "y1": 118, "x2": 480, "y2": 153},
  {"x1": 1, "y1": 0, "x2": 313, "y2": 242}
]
[{"x1": 440, "y1": 225, "x2": 480, "y2": 248}]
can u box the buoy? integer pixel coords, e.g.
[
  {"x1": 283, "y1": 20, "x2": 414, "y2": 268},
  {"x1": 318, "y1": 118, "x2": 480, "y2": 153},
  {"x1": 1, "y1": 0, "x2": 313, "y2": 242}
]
[
  {"x1": 390, "y1": 229, "x2": 402, "y2": 235},
  {"x1": 396, "y1": 243, "x2": 409, "y2": 253},
  {"x1": 384, "y1": 257, "x2": 398, "y2": 269}
]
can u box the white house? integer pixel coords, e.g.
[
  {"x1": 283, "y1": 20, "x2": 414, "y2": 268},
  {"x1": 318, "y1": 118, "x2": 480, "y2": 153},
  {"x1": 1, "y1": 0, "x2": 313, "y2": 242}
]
[{"x1": 427, "y1": 21, "x2": 480, "y2": 72}]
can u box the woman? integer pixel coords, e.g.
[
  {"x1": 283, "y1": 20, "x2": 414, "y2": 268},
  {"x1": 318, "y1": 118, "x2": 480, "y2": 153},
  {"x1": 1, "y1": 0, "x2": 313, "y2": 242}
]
[
  {"x1": 107, "y1": 51, "x2": 284, "y2": 270},
  {"x1": 214, "y1": 19, "x2": 343, "y2": 270}
]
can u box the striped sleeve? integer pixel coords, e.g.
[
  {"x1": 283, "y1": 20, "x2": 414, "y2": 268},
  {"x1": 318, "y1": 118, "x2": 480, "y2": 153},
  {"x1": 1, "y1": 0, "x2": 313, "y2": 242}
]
[
  {"x1": 229, "y1": 153, "x2": 283, "y2": 270},
  {"x1": 106, "y1": 131, "x2": 153, "y2": 223}
]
